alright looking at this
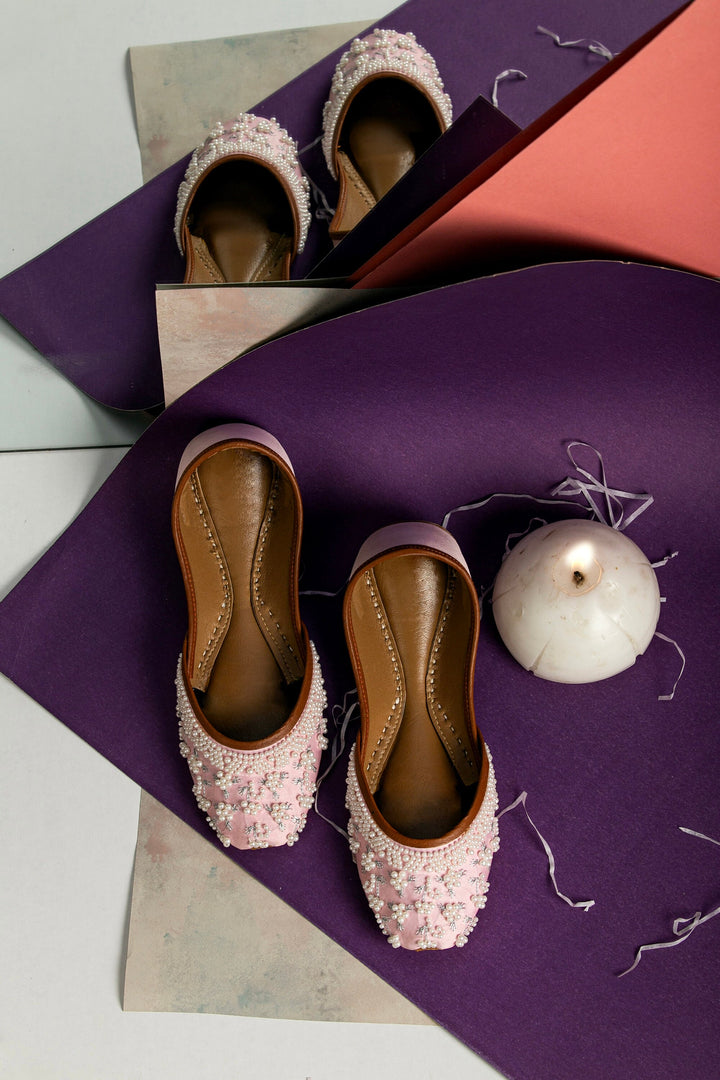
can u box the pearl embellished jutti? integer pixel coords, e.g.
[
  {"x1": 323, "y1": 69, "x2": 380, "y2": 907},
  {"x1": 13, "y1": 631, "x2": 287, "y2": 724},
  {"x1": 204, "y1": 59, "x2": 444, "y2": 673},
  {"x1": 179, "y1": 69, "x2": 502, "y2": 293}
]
[
  {"x1": 346, "y1": 748, "x2": 499, "y2": 949},
  {"x1": 176, "y1": 642, "x2": 327, "y2": 849},
  {"x1": 172, "y1": 424, "x2": 327, "y2": 850},
  {"x1": 343, "y1": 522, "x2": 499, "y2": 949},
  {"x1": 175, "y1": 114, "x2": 311, "y2": 283},
  {"x1": 322, "y1": 29, "x2": 452, "y2": 179},
  {"x1": 321, "y1": 29, "x2": 452, "y2": 243}
]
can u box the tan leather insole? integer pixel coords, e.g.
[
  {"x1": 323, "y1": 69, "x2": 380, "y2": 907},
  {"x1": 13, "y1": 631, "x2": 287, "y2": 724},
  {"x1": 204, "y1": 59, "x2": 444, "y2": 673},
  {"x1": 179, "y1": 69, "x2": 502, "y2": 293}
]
[
  {"x1": 343, "y1": 79, "x2": 441, "y2": 202},
  {"x1": 356, "y1": 556, "x2": 472, "y2": 839},
  {"x1": 187, "y1": 160, "x2": 293, "y2": 283},
  {"x1": 192, "y1": 449, "x2": 302, "y2": 741}
]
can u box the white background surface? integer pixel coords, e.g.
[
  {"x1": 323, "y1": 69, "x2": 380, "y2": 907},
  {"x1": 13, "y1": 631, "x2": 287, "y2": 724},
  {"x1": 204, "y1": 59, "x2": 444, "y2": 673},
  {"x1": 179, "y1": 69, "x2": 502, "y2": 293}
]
[{"x1": 0, "y1": 2, "x2": 505, "y2": 1077}]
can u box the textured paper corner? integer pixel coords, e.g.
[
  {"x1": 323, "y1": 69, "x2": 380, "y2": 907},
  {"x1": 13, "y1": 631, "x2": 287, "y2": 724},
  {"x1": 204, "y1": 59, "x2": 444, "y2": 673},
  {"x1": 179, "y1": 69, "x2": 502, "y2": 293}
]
[
  {"x1": 156, "y1": 284, "x2": 397, "y2": 405},
  {"x1": 123, "y1": 791, "x2": 432, "y2": 1024},
  {"x1": 129, "y1": 21, "x2": 372, "y2": 183}
]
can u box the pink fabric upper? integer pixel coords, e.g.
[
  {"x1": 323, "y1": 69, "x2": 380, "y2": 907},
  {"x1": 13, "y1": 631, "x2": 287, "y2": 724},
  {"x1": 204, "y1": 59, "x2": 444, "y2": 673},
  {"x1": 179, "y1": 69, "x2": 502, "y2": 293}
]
[
  {"x1": 346, "y1": 746, "x2": 499, "y2": 949},
  {"x1": 177, "y1": 643, "x2": 327, "y2": 849},
  {"x1": 175, "y1": 113, "x2": 311, "y2": 255}
]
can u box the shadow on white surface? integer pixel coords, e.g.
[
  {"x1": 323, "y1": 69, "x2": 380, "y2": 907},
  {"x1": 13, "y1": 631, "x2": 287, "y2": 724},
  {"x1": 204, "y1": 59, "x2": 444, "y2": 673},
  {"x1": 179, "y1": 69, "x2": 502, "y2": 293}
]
[{"x1": 0, "y1": 321, "x2": 151, "y2": 452}]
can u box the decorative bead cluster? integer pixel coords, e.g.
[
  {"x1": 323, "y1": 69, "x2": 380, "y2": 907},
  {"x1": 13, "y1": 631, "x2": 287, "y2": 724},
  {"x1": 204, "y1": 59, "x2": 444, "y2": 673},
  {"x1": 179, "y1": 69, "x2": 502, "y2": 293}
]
[
  {"x1": 176, "y1": 641, "x2": 328, "y2": 849},
  {"x1": 322, "y1": 28, "x2": 453, "y2": 179},
  {"x1": 174, "y1": 112, "x2": 312, "y2": 255},
  {"x1": 346, "y1": 746, "x2": 499, "y2": 949}
]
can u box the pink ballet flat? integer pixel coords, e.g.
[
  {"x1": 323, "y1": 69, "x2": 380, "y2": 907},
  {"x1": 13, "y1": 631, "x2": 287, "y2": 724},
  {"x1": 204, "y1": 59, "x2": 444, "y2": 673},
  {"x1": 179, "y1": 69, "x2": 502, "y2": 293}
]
[
  {"x1": 343, "y1": 522, "x2": 499, "y2": 949},
  {"x1": 175, "y1": 114, "x2": 311, "y2": 283},
  {"x1": 172, "y1": 424, "x2": 327, "y2": 849},
  {"x1": 322, "y1": 29, "x2": 452, "y2": 244}
]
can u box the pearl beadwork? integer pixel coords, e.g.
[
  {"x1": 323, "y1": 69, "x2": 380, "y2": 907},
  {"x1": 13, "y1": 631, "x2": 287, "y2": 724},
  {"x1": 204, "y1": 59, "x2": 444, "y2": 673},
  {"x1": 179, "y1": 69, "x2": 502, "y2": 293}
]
[
  {"x1": 322, "y1": 29, "x2": 453, "y2": 180},
  {"x1": 176, "y1": 641, "x2": 328, "y2": 849},
  {"x1": 175, "y1": 113, "x2": 312, "y2": 255},
  {"x1": 346, "y1": 745, "x2": 499, "y2": 949}
]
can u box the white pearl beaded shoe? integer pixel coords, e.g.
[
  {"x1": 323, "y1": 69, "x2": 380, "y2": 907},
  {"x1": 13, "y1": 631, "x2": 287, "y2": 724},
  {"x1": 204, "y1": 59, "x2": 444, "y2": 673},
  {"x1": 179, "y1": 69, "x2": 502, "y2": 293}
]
[
  {"x1": 172, "y1": 424, "x2": 327, "y2": 850},
  {"x1": 322, "y1": 29, "x2": 452, "y2": 244},
  {"x1": 175, "y1": 114, "x2": 312, "y2": 283},
  {"x1": 343, "y1": 522, "x2": 499, "y2": 949}
]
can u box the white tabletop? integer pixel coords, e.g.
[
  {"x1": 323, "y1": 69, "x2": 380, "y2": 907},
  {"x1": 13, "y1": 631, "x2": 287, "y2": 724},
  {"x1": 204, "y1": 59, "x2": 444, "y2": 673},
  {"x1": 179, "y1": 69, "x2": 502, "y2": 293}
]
[{"x1": 0, "y1": 2, "x2": 505, "y2": 1077}]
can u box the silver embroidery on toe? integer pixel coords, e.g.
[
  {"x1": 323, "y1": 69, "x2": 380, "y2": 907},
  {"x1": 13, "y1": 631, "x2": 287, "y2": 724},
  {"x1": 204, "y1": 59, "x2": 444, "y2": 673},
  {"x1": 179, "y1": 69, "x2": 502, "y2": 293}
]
[{"x1": 175, "y1": 113, "x2": 312, "y2": 255}]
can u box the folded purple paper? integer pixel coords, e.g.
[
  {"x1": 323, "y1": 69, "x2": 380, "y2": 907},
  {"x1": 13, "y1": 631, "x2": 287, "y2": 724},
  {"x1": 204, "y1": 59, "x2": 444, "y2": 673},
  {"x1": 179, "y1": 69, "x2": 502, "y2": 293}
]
[
  {"x1": 1, "y1": 262, "x2": 718, "y2": 1080},
  {"x1": 0, "y1": 0, "x2": 688, "y2": 409}
]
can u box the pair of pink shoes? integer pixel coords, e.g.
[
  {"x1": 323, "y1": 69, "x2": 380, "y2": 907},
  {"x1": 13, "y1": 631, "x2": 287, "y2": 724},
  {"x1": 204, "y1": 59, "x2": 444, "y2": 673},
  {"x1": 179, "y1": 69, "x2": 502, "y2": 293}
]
[
  {"x1": 174, "y1": 28, "x2": 453, "y2": 281},
  {"x1": 172, "y1": 425, "x2": 499, "y2": 951}
]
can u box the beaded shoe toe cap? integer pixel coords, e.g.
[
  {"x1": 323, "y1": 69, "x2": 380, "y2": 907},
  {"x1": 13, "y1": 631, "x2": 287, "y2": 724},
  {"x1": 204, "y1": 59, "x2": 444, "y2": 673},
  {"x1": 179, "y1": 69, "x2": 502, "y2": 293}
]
[
  {"x1": 174, "y1": 112, "x2": 312, "y2": 256},
  {"x1": 322, "y1": 28, "x2": 453, "y2": 180},
  {"x1": 346, "y1": 746, "x2": 499, "y2": 950},
  {"x1": 177, "y1": 641, "x2": 328, "y2": 850}
]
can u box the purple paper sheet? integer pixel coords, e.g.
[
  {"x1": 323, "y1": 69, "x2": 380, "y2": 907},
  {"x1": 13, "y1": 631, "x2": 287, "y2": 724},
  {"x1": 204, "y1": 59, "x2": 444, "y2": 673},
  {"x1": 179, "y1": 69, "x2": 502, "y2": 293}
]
[
  {"x1": 0, "y1": 0, "x2": 688, "y2": 410},
  {"x1": 1, "y1": 261, "x2": 718, "y2": 1079},
  {"x1": 309, "y1": 95, "x2": 521, "y2": 281}
]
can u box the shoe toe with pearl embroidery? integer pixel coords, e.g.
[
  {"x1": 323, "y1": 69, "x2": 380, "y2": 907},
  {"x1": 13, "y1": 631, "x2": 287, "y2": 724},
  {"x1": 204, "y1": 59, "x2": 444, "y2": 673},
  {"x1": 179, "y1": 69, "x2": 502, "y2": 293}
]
[
  {"x1": 322, "y1": 29, "x2": 452, "y2": 244},
  {"x1": 175, "y1": 114, "x2": 312, "y2": 284}
]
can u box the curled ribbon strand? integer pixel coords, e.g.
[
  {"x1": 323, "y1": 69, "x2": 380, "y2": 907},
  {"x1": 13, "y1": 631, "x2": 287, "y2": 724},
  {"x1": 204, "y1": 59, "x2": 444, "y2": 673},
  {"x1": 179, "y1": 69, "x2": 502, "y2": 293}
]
[
  {"x1": 491, "y1": 68, "x2": 527, "y2": 108},
  {"x1": 550, "y1": 441, "x2": 654, "y2": 530},
  {"x1": 498, "y1": 791, "x2": 595, "y2": 911},
  {"x1": 442, "y1": 442, "x2": 655, "y2": 534},
  {"x1": 313, "y1": 689, "x2": 359, "y2": 839},
  {"x1": 537, "y1": 25, "x2": 614, "y2": 61},
  {"x1": 297, "y1": 134, "x2": 337, "y2": 221},
  {"x1": 442, "y1": 490, "x2": 580, "y2": 531},
  {"x1": 618, "y1": 827, "x2": 720, "y2": 976},
  {"x1": 654, "y1": 632, "x2": 686, "y2": 702}
]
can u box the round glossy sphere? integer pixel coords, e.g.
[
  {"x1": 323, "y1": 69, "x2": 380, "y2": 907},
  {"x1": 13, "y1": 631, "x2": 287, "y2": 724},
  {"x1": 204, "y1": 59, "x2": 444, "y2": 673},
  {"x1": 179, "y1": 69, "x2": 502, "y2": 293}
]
[{"x1": 492, "y1": 518, "x2": 661, "y2": 683}]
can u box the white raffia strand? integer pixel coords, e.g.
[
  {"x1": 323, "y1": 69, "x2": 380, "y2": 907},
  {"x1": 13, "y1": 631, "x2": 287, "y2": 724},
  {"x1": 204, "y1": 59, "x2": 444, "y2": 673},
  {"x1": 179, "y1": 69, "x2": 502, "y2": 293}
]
[
  {"x1": 442, "y1": 491, "x2": 580, "y2": 531},
  {"x1": 618, "y1": 828, "x2": 720, "y2": 977},
  {"x1": 300, "y1": 579, "x2": 346, "y2": 598},
  {"x1": 680, "y1": 827, "x2": 720, "y2": 848},
  {"x1": 537, "y1": 25, "x2": 614, "y2": 61},
  {"x1": 654, "y1": 633, "x2": 686, "y2": 701},
  {"x1": 442, "y1": 442, "x2": 655, "y2": 532},
  {"x1": 298, "y1": 134, "x2": 322, "y2": 154},
  {"x1": 305, "y1": 169, "x2": 336, "y2": 222},
  {"x1": 550, "y1": 441, "x2": 653, "y2": 530},
  {"x1": 491, "y1": 68, "x2": 527, "y2": 108},
  {"x1": 498, "y1": 791, "x2": 595, "y2": 911},
  {"x1": 503, "y1": 516, "x2": 549, "y2": 558},
  {"x1": 312, "y1": 689, "x2": 359, "y2": 838},
  {"x1": 297, "y1": 136, "x2": 337, "y2": 222},
  {"x1": 652, "y1": 550, "x2": 679, "y2": 570}
]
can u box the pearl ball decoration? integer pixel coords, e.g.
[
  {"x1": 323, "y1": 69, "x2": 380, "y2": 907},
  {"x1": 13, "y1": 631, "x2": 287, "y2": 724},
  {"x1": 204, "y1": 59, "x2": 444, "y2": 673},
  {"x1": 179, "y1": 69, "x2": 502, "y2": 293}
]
[{"x1": 492, "y1": 519, "x2": 661, "y2": 683}]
